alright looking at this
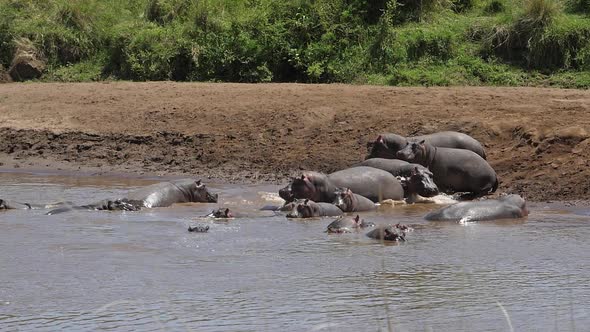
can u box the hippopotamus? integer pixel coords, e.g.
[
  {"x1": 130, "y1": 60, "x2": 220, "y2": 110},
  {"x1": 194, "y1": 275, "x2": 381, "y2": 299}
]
[
  {"x1": 0, "y1": 199, "x2": 72, "y2": 210},
  {"x1": 284, "y1": 167, "x2": 404, "y2": 204},
  {"x1": 424, "y1": 194, "x2": 528, "y2": 222},
  {"x1": 286, "y1": 199, "x2": 343, "y2": 218},
  {"x1": 352, "y1": 158, "x2": 439, "y2": 198},
  {"x1": 396, "y1": 140, "x2": 498, "y2": 196},
  {"x1": 366, "y1": 224, "x2": 412, "y2": 242},
  {"x1": 326, "y1": 215, "x2": 375, "y2": 233},
  {"x1": 205, "y1": 208, "x2": 234, "y2": 218},
  {"x1": 46, "y1": 179, "x2": 218, "y2": 215},
  {"x1": 188, "y1": 224, "x2": 210, "y2": 232},
  {"x1": 367, "y1": 131, "x2": 486, "y2": 160},
  {"x1": 333, "y1": 188, "x2": 376, "y2": 212},
  {"x1": 399, "y1": 167, "x2": 440, "y2": 202}
]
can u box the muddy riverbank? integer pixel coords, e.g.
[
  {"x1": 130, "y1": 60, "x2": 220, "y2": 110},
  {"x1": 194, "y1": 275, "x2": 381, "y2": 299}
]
[{"x1": 0, "y1": 82, "x2": 589, "y2": 201}]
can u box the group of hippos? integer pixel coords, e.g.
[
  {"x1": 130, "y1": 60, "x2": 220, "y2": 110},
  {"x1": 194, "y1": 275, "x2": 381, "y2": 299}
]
[{"x1": 0, "y1": 130, "x2": 529, "y2": 242}]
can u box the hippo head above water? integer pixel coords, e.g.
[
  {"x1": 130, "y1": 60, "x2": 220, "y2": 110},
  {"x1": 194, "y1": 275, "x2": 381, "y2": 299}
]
[
  {"x1": 286, "y1": 199, "x2": 319, "y2": 218},
  {"x1": 290, "y1": 173, "x2": 323, "y2": 202},
  {"x1": 192, "y1": 180, "x2": 218, "y2": 203},
  {"x1": 500, "y1": 194, "x2": 529, "y2": 216},
  {"x1": 207, "y1": 208, "x2": 233, "y2": 218},
  {"x1": 333, "y1": 188, "x2": 357, "y2": 211},
  {"x1": 401, "y1": 167, "x2": 439, "y2": 198},
  {"x1": 326, "y1": 215, "x2": 374, "y2": 233},
  {"x1": 0, "y1": 199, "x2": 8, "y2": 210}
]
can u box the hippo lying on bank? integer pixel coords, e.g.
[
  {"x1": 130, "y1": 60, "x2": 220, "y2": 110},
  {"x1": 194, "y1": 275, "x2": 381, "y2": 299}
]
[
  {"x1": 352, "y1": 159, "x2": 439, "y2": 199},
  {"x1": 286, "y1": 199, "x2": 344, "y2": 218},
  {"x1": 0, "y1": 199, "x2": 71, "y2": 210},
  {"x1": 396, "y1": 140, "x2": 498, "y2": 197},
  {"x1": 367, "y1": 131, "x2": 486, "y2": 160},
  {"x1": 326, "y1": 215, "x2": 375, "y2": 233},
  {"x1": 425, "y1": 194, "x2": 528, "y2": 222},
  {"x1": 366, "y1": 224, "x2": 412, "y2": 242},
  {"x1": 281, "y1": 167, "x2": 404, "y2": 203},
  {"x1": 46, "y1": 179, "x2": 218, "y2": 215}
]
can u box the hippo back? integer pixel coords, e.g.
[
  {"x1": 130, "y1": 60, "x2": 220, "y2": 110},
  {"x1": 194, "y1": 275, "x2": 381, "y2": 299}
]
[
  {"x1": 425, "y1": 196, "x2": 527, "y2": 222},
  {"x1": 127, "y1": 180, "x2": 194, "y2": 208},
  {"x1": 328, "y1": 166, "x2": 404, "y2": 202},
  {"x1": 413, "y1": 131, "x2": 486, "y2": 159},
  {"x1": 353, "y1": 158, "x2": 429, "y2": 177}
]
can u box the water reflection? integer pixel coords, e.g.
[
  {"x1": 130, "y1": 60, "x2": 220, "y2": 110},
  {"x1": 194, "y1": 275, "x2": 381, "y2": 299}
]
[{"x1": 0, "y1": 171, "x2": 589, "y2": 331}]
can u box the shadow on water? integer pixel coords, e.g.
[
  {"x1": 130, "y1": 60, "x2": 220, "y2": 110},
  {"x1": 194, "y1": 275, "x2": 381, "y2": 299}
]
[{"x1": 0, "y1": 171, "x2": 589, "y2": 331}]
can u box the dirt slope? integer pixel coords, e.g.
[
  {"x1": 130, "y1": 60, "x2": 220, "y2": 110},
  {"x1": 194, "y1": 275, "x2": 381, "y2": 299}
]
[{"x1": 0, "y1": 82, "x2": 588, "y2": 201}]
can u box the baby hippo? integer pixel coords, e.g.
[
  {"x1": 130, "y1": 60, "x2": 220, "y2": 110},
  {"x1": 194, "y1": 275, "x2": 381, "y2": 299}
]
[
  {"x1": 326, "y1": 215, "x2": 375, "y2": 233},
  {"x1": 333, "y1": 188, "x2": 376, "y2": 212},
  {"x1": 366, "y1": 224, "x2": 412, "y2": 242},
  {"x1": 286, "y1": 199, "x2": 343, "y2": 218},
  {"x1": 424, "y1": 194, "x2": 528, "y2": 222}
]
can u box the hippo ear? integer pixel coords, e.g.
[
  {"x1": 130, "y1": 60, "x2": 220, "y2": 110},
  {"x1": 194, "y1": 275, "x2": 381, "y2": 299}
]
[
  {"x1": 354, "y1": 215, "x2": 360, "y2": 222},
  {"x1": 419, "y1": 140, "x2": 426, "y2": 145},
  {"x1": 196, "y1": 180, "x2": 202, "y2": 186},
  {"x1": 225, "y1": 208, "x2": 230, "y2": 213},
  {"x1": 300, "y1": 175, "x2": 305, "y2": 180},
  {"x1": 304, "y1": 199, "x2": 309, "y2": 205}
]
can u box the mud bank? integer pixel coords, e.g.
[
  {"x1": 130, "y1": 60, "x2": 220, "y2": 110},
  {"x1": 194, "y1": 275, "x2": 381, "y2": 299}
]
[{"x1": 0, "y1": 82, "x2": 589, "y2": 201}]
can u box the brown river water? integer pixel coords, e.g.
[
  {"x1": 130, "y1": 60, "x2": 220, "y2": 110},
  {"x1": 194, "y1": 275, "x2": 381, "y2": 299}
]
[{"x1": 0, "y1": 170, "x2": 589, "y2": 331}]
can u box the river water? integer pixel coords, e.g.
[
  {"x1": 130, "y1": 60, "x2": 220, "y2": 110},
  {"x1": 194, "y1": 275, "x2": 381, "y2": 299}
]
[{"x1": 0, "y1": 171, "x2": 589, "y2": 332}]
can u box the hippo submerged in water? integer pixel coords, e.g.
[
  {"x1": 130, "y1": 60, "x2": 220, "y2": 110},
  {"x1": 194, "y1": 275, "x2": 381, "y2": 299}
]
[
  {"x1": 326, "y1": 215, "x2": 375, "y2": 233},
  {"x1": 0, "y1": 199, "x2": 72, "y2": 210},
  {"x1": 367, "y1": 131, "x2": 486, "y2": 160},
  {"x1": 366, "y1": 224, "x2": 412, "y2": 242},
  {"x1": 425, "y1": 194, "x2": 528, "y2": 222},
  {"x1": 46, "y1": 179, "x2": 218, "y2": 215},
  {"x1": 286, "y1": 199, "x2": 344, "y2": 218},
  {"x1": 396, "y1": 140, "x2": 498, "y2": 197}
]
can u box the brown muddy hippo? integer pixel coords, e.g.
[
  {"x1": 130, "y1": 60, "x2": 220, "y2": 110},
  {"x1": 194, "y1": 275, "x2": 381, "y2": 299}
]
[
  {"x1": 366, "y1": 224, "x2": 412, "y2": 242},
  {"x1": 333, "y1": 188, "x2": 376, "y2": 212},
  {"x1": 46, "y1": 179, "x2": 218, "y2": 215},
  {"x1": 425, "y1": 194, "x2": 528, "y2": 222},
  {"x1": 326, "y1": 215, "x2": 375, "y2": 233},
  {"x1": 396, "y1": 140, "x2": 498, "y2": 196},
  {"x1": 283, "y1": 167, "x2": 404, "y2": 204},
  {"x1": 367, "y1": 131, "x2": 486, "y2": 160},
  {"x1": 286, "y1": 199, "x2": 343, "y2": 218}
]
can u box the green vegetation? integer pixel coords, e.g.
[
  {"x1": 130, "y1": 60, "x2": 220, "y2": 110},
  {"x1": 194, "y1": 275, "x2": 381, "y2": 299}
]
[{"x1": 1, "y1": 0, "x2": 590, "y2": 87}]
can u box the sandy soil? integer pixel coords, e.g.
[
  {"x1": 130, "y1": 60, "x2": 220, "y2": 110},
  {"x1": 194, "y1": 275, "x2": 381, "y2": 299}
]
[{"x1": 0, "y1": 82, "x2": 589, "y2": 202}]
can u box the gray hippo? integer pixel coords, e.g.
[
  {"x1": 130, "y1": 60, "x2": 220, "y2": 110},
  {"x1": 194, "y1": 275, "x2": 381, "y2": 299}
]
[
  {"x1": 285, "y1": 167, "x2": 404, "y2": 203},
  {"x1": 326, "y1": 215, "x2": 375, "y2": 233},
  {"x1": 286, "y1": 199, "x2": 343, "y2": 218},
  {"x1": 0, "y1": 199, "x2": 72, "y2": 210},
  {"x1": 425, "y1": 194, "x2": 528, "y2": 222},
  {"x1": 205, "y1": 208, "x2": 234, "y2": 218},
  {"x1": 367, "y1": 131, "x2": 486, "y2": 159},
  {"x1": 396, "y1": 140, "x2": 498, "y2": 196},
  {"x1": 333, "y1": 188, "x2": 376, "y2": 212},
  {"x1": 46, "y1": 179, "x2": 218, "y2": 215},
  {"x1": 399, "y1": 166, "x2": 440, "y2": 202},
  {"x1": 352, "y1": 158, "x2": 439, "y2": 198},
  {"x1": 366, "y1": 224, "x2": 412, "y2": 242},
  {"x1": 188, "y1": 224, "x2": 210, "y2": 232}
]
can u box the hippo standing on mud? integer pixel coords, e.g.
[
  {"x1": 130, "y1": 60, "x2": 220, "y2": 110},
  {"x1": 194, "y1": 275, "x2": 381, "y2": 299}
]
[
  {"x1": 282, "y1": 167, "x2": 404, "y2": 203},
  {"x1": 425, "y1": 194, "x2": 529, "y2": 222},
  {"x1": 396, "y1": 140, "x2": 498, "y2": 196},
  {"x1": 286, "y1": 199, "x2": 344, "y2": 218},
  {"x1": 367, "y1": 131, "x2": 486, "y2": 160},
  {"x1": 326, "y1": 215, "x2": 375, "y2": 233},
  {"x1": 46, "y1": 179, "x2": 218, "y2": 215}
]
